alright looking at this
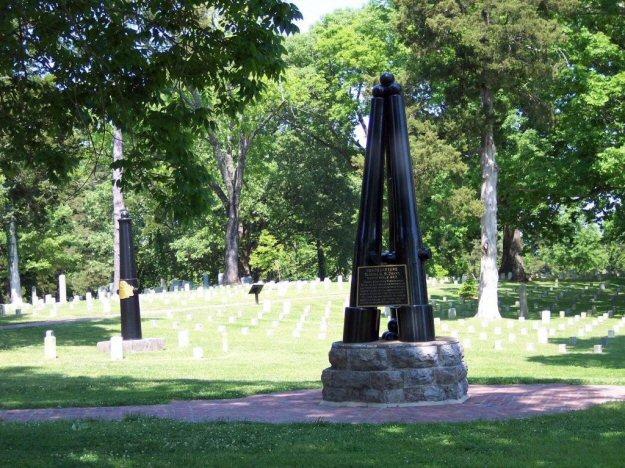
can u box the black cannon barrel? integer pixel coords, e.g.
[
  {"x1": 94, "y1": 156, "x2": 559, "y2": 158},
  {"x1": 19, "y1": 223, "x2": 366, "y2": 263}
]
[
  {"x1": 385, "y1": 83, "x2": 434, "y2": 342},
  {"x1": 343, "y1": 93, "x2": 385, "y2": 343},
  {"x1": 118, "y1": 209, "x2": 142, "y2": 340}
]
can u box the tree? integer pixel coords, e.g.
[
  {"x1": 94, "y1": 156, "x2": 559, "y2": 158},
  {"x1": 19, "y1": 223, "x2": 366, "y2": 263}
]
[
  {"x1": 112, "y1": 128, "x2": 126, "y2": 288},
  {"x1": 549, "y1": 1, "x2": 625, "y2": 231},
  {"x1": 2, "y1": 0, "x2": 301, "y2": 209},
  {"x1": 264, "y1": 3, "x2": 401, "y2": 280},
  {"x1": 2, "y1": 1, "x2": 301, "y2": 290},
  {"x1": 204, "y1": 90, "x2": 286, "y2": 285},
  {"x1": 396, "y1": 0, "x2": 569, "y2": 318}
]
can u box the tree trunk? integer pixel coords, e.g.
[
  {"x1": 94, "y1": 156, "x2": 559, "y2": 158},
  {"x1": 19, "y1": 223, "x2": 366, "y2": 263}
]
[
  {"x1": 112, "y1": 127, "x2": 126, "y2": 290},
  {"x1": 239, "y1": 222, "x2": 251, "y2": 276},
  {"x1": 476, "y1": 86, "x2": 500, "y2": 319},
  {"x1": 518, "y1": 283, "x2": 528, "y2": 319},
  {"x1": 500, "y1": 226, "x2": 528, "y2": 281},
  {"x1": 224, "y1": 197, "x2": 240, "y2": 284},
  {"x1": 316, "y1": 239, "x2": 326, "y2": 280},
  {"x1": 7, "y1": 216, "x2": 22, "y2": 304}
]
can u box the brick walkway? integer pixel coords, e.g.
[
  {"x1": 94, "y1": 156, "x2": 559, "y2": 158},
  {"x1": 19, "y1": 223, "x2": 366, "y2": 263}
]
[{"x1": 1, "y1": 384, "x2": 624, "y2": 424}]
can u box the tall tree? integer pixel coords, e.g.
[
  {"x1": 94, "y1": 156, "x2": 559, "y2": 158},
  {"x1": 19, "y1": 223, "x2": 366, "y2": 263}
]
[
  {"x1": 396, "y1": 0, "x2": 569, "y2": 318},
  {"x1": 2, "y1": 0, "x2": 301, "y2": 212},
  {"x1": 112, "y1": 128, "x2": 126, "y2": 288},
  {"x1": 206, "y1": 95, "x2": 284, "y2": 285}
]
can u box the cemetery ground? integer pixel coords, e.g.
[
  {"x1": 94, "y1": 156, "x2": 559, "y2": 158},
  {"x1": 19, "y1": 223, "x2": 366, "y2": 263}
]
[
  {"x1": 1, "y1": 403, "x2": 624, "y2": 466},
  {"x1": 1, "y1": 279, "x2": 625, "y2": 464}
]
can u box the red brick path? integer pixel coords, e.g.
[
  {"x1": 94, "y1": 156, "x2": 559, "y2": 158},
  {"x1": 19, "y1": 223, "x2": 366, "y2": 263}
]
[{"x1": 1, "y1": 384, "x2": 624, "y2": 424}]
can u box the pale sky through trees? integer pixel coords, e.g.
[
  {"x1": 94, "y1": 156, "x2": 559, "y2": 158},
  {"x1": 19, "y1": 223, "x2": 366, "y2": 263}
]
[{"x1": 292, "y1": 0, "x2": 369, "y2": 31}]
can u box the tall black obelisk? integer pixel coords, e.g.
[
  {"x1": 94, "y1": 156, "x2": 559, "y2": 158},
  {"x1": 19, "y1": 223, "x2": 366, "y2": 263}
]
[{"x1": 342, "y1": 73, "x2": 434, "y2": 343}]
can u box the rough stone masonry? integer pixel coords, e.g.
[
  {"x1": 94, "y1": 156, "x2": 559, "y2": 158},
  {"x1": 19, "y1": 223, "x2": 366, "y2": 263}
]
[{"x1": 322, "y1": 338, "x2": 468, "y2": 406}]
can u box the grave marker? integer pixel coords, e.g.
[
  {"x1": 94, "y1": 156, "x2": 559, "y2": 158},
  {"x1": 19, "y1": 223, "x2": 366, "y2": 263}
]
[
  {"x1": 44, "y1": 330, "x2": 56, "y2": 359},
  {"x1": 110, "y1": 336, "x2": 124, "y2": 360},
  {"x1": 178, "y1": 330, "x2": 190, "y2": 347}
]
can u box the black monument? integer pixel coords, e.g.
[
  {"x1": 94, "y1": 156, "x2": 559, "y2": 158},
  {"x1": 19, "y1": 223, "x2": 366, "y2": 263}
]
[
  {"x1": 343, "y1": 72, "x2": 434, "y2": 344},
  {"x1": 118, "y1": 209, "x2": 142, "y2": 340},
  {"x1": 322, "y1": 74, "x2": 468, "y2": 406},
  {"x1": 96, "y1": 209, "x2": 166, "y2": 353}
]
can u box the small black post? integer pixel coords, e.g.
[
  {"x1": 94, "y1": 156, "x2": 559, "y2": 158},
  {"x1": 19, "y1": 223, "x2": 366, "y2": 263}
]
[
  {"x1": 255, "y1": 292, "x2": 259, "y2": 305},
  {"x1": 118, "y1": 209, "x2": 142, "y2": 340}
]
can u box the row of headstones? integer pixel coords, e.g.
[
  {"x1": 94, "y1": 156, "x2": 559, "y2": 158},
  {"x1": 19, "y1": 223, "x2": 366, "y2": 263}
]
[
  {"x1": 163, "y1": 300, "x2": 334, "y2": 341},
  {"x1": 435, "y1": 312, "x2": 624, "y2": 354},
  {"x1": 42, "y1": 299, "x2": 336, "y2": 360}
]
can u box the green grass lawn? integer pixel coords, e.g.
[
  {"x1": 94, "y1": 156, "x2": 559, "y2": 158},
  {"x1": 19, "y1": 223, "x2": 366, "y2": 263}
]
[
  {"x1": 1, "y1": 403, "x2": 625, "y2": 466},
  {"x1": 0, "y1": 279, "x2": 624, "y2": 409}
]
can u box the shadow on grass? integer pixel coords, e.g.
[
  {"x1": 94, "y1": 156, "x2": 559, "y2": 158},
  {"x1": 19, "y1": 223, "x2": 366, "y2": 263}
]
[
  {"x1": 528, "y1": 335, "x2": 625, "y2": 370},
  {"x1": 0, "y1": 366, "x2": 320, "y2": 410},
  {"x1": 1, "y1": 402, "x2": 625, "y2": 465},
  {"x1": 0, "y1": 319, "x2": 120, "y2": 351}
]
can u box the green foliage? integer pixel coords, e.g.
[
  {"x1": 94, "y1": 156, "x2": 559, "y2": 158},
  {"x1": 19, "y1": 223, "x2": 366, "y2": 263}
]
[
  {"x1": 535, "y1": 219, "x2": 610, "y2": 277},
  {"x1": 1, "y1": 0, "x2": 625, "y2": 296},
  {"x1": 458, "y1": 279, "x2": 478, "y2": 299},
  {"x1": 1, "y1": 0, "x2": 302, "y2": 219},
  {"x1": 249, "y1": 231, "x2": 318, "y2": 281}
]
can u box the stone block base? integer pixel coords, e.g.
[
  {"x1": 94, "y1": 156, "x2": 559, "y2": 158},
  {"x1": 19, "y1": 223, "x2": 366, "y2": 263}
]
[
  {"x1": 96, "y1": 337, "x2": 166, "y2": 353},
  {"x1": 321, "y1": 338, "x2": 468, "y2": 406}
]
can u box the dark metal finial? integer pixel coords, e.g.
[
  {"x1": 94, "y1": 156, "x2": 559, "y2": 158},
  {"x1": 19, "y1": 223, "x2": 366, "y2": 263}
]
[
  {"x1": 379, "y1": 72, "x2": 402, "y2": 95},
  {"x1": 380, "y1": 72, "x2": 395, "y2": 86},
  {"x1": 120, "y1": 209, "x2": 131, "y2": 220}
]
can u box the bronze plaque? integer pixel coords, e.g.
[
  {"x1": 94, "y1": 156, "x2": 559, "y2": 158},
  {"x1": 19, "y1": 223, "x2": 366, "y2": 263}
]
[{"x1": 356, "y1": 264, "x2": 409, "y2": 307}]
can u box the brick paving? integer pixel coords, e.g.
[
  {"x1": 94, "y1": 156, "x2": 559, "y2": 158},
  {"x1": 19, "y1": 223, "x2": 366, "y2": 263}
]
[{"x1": 1, "y1": 384, "x2": 624, "y2": 424}]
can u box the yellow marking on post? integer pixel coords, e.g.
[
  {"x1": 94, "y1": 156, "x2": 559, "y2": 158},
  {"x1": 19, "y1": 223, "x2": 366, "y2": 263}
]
[{"x1": 119, "y1": 280, "x2": 134, "y2": 300}]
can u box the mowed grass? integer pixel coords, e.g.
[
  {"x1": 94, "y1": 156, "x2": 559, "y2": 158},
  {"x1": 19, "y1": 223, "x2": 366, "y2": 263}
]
[
  {"x1": 1, "y1": 403, "x2": 625, "y2": 466},
  {"x1": 1, "y1": 279, "x2": 625, "y2": 409}
]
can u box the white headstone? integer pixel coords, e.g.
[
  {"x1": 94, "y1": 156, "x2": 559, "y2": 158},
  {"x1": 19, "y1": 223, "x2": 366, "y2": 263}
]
[
  {"x1": 538, "y1": 328, "x2": 549, "y2": 344},
  {"x1": 594, "y1": 344, "x2": 603, "y2": 354},
  {"x1": 44, "y1": 330, "x2": 56, "y2": 359},
  {"x1": 448, "y1": 308, "x2": 457, "y2": 320},
  {"x1": 58, "y1": 274, "x2": 67, "y2": 303},
  {"x1": 193, "y1": 347, "x2": 204, "y2": 360},
  {"x1": 541, "y1": 310, "x2": 551, "y2": 323},
  {"x1": 110, "y1": 336, "x2": 124, "y2": 360},
  {"x1": 178, "y1": 330, "x2": 190, "y2": 348},
  {"x1": 558, "y1": 344, "x2": 567, "y2": 354}
]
